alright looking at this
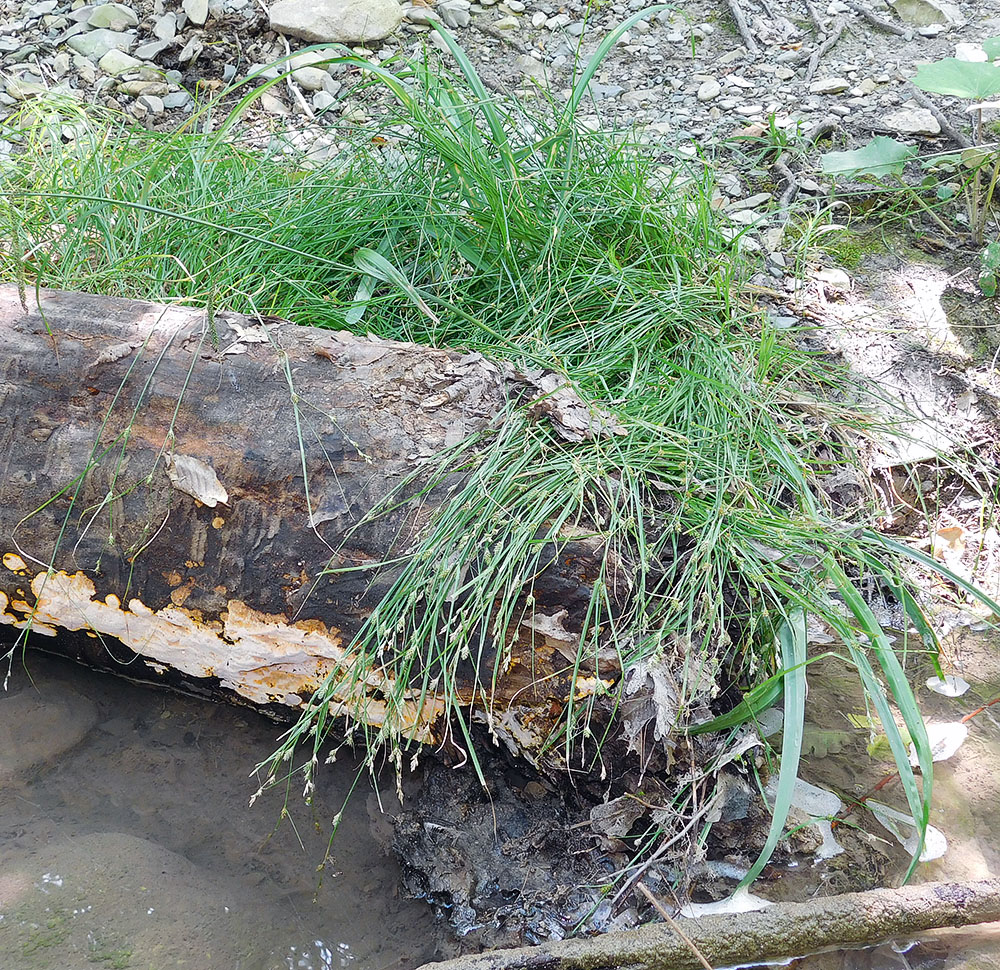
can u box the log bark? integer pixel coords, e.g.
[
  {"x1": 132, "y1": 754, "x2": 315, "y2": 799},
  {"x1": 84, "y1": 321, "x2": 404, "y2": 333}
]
[
  {"x1": 415, "y1": 880, "x2": 1000, "y2": 970},
  {"x1": 0, "y1": 286, "x2": 609, "y2": 747}
]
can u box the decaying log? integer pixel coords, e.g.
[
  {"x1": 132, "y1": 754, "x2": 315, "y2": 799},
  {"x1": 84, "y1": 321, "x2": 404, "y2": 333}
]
[
  {"x1": 416, "y1": 879, "x2": 1000, "y2": 970},
  {"x1": 0, "y1": 286, "x2": 615, "y2": 750}
]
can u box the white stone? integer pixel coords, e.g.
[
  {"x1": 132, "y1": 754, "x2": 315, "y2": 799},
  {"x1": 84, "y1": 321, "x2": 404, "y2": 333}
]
[
  {"x1": 87, "y1": 2, "x2": 139, "y2": 29},
  {"x1": 809, "y1": 76, "x2": 849, "y2": 94},
  {"x1": 494, "y1": 14, "x2": 518, "y2": 28},
  {"x1": 955, "y1": 42, "x2": 987, "y2": 62},
  {"x1": 183, "y1": 0, "x2": 209, "y2": 24},
  {"x1": 313, "y1": 90, "x2": 338, "y2": 111},
  {"x1": 696, "y1": 78, "x2": 721, "y2": 101},
  {"x1": 5, "y1": 78, "x2": 48, "y2": 100},
  {"x1": 292, "y1": 66, "x2": 328, "y2": 90},
  {"x1": 98, "y1": 47, "x2": 142, "y2": 74},
  {"x1": 888, "y1": 0, "x2": 962, "y2": 25},
  {"x1": 884, "y1": 106, "x2": 941, "y2": 135},
  {"x1": 269, "y1": 0, "x2": 404, "y2": 43},
  {"x1": 438, "y1": 0, "x2": 471, "y2": 28},
  {"x1": 153, "y1": 12, "x2": 177, "y2": 38},
  {"x1": 139, "y1": 93, "x2": 164, "y2": 114},
  {"x1": 67, "y1": 27, "x2": 136, "y2": 58}
]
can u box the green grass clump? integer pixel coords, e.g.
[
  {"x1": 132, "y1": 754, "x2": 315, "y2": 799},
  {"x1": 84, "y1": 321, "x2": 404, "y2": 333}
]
[{"x1": 2, "y1": 16, "x2": 980, "y2": 886}]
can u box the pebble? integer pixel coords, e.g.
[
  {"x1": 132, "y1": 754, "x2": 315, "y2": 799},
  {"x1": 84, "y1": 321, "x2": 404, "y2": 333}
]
[
  {"x1": 66, "y1": 27, "x2": 137, "y2": 58},
  {"x1": 118, "y1": 79, "x2": 170, "y2": 95},
  {"x1": 153, "y1": 13, "x2": 177, "y2": 40},
  {"x1": 162, "y1": 90, "x2": 191, "y2": 108},
  {"x1": 438, "y1": 0, "x2": 472, "y2": 28},
  {"x1": 884, "y1": 105, "x2": 941, "y2": 135},
  {"x1": 313, "y1": 90, "x2": 338, "y2": 111},
  {"x1": 139, "y1": 93, "x2": 165, "y2": 114},
  {"x1": 697, "y1": 78, "x2": 721, "y2": 101},
  {"x1": 87, "y1": 2, "x2": 139, "y2": 30},
  {"x1": 183, "y1": 0, "x2": 210, "y2": 26},
  {"x1": 134, "y1": 39, "x2": 170, "y2": 59},
  {"x1": 292, "y1": 66, "x2": 328, "y2": 90},
  {"x1": 98, "y1": 47, "x2": 143, "y2": 74},
  {"x1": 809, "y1": 76, "x2": 849, "y2": 94},
  {"x1": 494, "y1": 14, "x2": 519, "y2": 28}
]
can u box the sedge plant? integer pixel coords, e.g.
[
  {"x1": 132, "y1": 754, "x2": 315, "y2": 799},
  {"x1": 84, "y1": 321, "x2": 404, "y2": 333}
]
[{"x1": 2, "y1": 16, "x2": 989, "y2": 894}]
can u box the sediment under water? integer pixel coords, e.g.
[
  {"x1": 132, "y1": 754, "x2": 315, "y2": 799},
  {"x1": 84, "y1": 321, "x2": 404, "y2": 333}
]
[{"x1": 0, "y1": 651, "x2": 442, "y2": 970}]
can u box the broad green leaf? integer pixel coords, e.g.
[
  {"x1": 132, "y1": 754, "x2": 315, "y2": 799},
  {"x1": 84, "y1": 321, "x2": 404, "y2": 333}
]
[
  {"x1": 985, "y1": 36, "x2": 1000, "y2": 61},
  {"x1": 913, "y1": 59, "x2": 1000, "y2": 99},
  {"x1": 821, "y1": 137, "x2": 916, "y2": 179}
]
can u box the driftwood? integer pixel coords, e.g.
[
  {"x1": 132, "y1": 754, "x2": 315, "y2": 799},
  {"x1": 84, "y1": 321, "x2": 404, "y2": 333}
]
[
  {"x1": 0, "y1": 286, "x2": 614, "y2": 750},
  {"x1": 416, "y1": 879, "x2": 1000, "y2": 970}
]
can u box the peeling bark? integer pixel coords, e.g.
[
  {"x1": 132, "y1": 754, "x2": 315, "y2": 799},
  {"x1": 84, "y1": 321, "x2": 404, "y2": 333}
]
[
  {"x1": 0, "y1": 286, "x2": 611, "y2": 747},
  {"x1": 415, "y1": 879, "x2": 1000, "y2": 970}
]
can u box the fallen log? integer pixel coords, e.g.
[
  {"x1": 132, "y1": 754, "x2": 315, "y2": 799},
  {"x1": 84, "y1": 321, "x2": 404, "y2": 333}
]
[
  {"x1": 415, "y1": 879, "x2": 1000, "y2": 970},
  {"x1": 0, "y1": 286, "x2": 614, "y2": 751}
]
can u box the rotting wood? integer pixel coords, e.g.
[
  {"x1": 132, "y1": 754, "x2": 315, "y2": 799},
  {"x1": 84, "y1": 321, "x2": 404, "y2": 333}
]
[
  {"x1": 414, "y1": 879, "x2": 1000, "y2": 970},
  {"x1": 0, "y1": 286, "x2": 618, "y2": 750}
]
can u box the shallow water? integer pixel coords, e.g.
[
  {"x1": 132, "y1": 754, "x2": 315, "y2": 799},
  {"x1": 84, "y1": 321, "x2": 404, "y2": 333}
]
[
  {"x1": 786, "y1": 629, "x2": 1000, "y2": 970},
  {"x1": 0, "y1": 652, "x2": 442, "y2": 970}
]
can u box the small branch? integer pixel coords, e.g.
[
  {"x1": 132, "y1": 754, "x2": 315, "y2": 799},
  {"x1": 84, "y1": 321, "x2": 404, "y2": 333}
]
[
  {"x1": 907, "y1": 86, "x2": 974, "y2": 149},
  {"x1": 726, "y1": 0, "x2": 759, "y2": 55},
  {"x1": 844, "y1": 0, "x2": 909, "y2": 35},
  {"x1": 416, "y1": 880, "x2": 1000, "y2": 970},
  {"x1": 805, "y1": 15, "x2": 846, "y2": 83},
  {"x1": 805, "y1": 0, "x2": 825, "y2": 35},
  {"x1": 774, "y1": 158, "x2": 799, "y2": 224},
  {"x1": 637, "y1": 884, "x2": 715, "y2": 970}
]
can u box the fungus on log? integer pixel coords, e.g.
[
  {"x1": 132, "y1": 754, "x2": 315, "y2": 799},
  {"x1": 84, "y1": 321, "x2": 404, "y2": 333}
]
[{"x1": 0, "y1": 286, "x2": 618, "y2": 752}]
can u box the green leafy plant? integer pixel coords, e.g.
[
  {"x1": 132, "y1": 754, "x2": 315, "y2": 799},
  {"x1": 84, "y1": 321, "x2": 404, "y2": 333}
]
[
  {"x1": 821, "y1": 40, "x2": 1000, "y2": 246},
  {"x1": 980, "y1": 239, "x2": 1000, "y2": 296}
]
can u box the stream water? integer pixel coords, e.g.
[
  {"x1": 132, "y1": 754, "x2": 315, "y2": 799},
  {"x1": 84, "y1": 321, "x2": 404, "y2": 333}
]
[
  {"x1": 0, "y1": 652, "x2": 442, "y2": 970},
  {"x1": 2, "y1": 628, "x2": 1000, "y2": 970},
  {"x1": 783, "y1": 628, "x2": 1000, "y2": 970}
]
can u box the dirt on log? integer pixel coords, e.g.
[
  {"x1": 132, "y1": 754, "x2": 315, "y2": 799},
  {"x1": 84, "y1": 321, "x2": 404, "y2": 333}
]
[
  {"x1": 0, "y1": 286, "x2": 613, "y2": 749},
  {"x1": 416, "y1": 879, "x2": 1000, "y2": 970}
]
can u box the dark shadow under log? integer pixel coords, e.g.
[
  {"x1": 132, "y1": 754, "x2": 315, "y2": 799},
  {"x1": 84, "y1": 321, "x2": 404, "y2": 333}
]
[
  {"x1": 0, "y1": 286, "x2": 613, "y2": 750},
  {"x1": 415, "y1": 879, "x2": 1000, "y2": 970}
]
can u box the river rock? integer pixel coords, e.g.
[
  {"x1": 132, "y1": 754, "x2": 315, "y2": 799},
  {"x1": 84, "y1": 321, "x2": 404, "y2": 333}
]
[
  {"x1": 99, "y1": 47, "x2": 142, "y2": 74},
  {"x1": 888, "y1": 0, "x2": 962, "y2": 26},
  {"x1": 0, "y1": 690, "x2": 97, "y2": 784},
  {"x1": 87, "y1": 2, "x2": 139, "y2": 29},
  {"x1": 809, "y1": 76, "x2": 850, "y2": 94},
  {"x1": 268, "y1": 0, "x2": 404, "y2": 43},
  {"x1": 697, "y1": 78, "x2": 722, "y2": 101},
  {"x1": 291, "y1": 65, "x2": 328, "y2": 90},
  {"x1": 884, "y1": 105, "x2": 941, "y2": 135},
  {"x1": 438, "y1": 0, "x2": 471, "y2": 28},
  {"x1": 183, "y1": 0, "x2": 210, "y2": 26},
  {"x1": 66, "y1": 27, "x2": 137, "y2": 58}
]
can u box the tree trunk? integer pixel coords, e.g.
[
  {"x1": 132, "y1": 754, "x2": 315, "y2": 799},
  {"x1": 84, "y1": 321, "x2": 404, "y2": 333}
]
[
  {"x1": 415, "y1": 880, "x2": 1000, "y2": 970},
  {"x1": 0, "y1": 286, "x2": 607, "y2": 747}
]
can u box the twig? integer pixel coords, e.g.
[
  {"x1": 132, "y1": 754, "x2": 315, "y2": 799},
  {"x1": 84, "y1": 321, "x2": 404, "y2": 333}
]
[
  {"x1": 637, "y1": 883, "x2": 715, "y2": 970},
  {"x1": 805, "y1": 0, "x2": 825, "y2": 35},
  {"x1": 774, "y1": 157, "x2": 799, "y2": 224},
  {"x1": 845, "y1": 0, "x2": 909, "y2": 36},
  {"x1": 805, "y1": 15, "x2": 846, "y2": 83},
  {"x1": 282, "y1": 36, "x2": 316, "y2": 120},
  {"x1": 725, "y1": 0, "x2": 759, "y2": 55},
  {"x1": 907, "y1": 86, "x2": 974, "y2": 149}
]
